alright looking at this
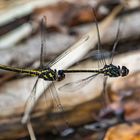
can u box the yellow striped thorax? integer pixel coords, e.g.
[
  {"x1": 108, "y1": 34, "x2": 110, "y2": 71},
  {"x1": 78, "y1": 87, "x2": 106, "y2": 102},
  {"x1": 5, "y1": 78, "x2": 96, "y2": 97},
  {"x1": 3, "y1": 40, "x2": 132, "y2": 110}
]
[{"x1": 38, "y1": 68, "x2": 65, "y2": 81}]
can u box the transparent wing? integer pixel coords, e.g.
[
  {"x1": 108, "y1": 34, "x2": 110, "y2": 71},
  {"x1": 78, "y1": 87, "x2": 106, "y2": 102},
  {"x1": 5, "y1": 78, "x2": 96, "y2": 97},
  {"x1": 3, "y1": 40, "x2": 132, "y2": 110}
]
[
  {"x1": 59, "y1": 73, "x2": 98, "y2": 92},
  {"x1": 92, "y1": 8, "x2": 106, "y2": 66},
  {"x1": 29, "y1": 77, "x2": 40, "y2": 102},
  {"x1": 47, "y1": 8, "x2": 108, "y2": 69},
  {"x1": 47, "y1": 47, "x2": 72, "y2": 68},
  {"x1": 49, "y1": 82, "x2": 74, "y2": 136},
  {"x1": 26, "y1": 18, "x2": 47, "y2": 105},
  {"x1": 47, "y1": 34, "x2": 89, "y2": 67},
  {"x1": 28, "y1": 18, "x2": 46, "y2": 100},
  {"x1": 50, "y1": 82, "x2": 65, "y2": 113},
  {"x1": 110, "y1": 19, "x2": 121, "y2": 64},
  {"x1": 22, "y1": 77, "x2": 40, "y2": 123},
  {"x1": 82, "y1": 50, "x2": 111, "y2": 62},
  {"x1": 40, "y1": 17, "x2": 47, "y2": 69},
  {"x1": 102, "y1": 77, "x2": 109, "y2": 106}
]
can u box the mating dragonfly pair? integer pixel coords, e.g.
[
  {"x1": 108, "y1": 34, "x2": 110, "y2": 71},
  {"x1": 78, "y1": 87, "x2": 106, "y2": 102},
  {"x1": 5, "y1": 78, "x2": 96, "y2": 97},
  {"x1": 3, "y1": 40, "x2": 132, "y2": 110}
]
[{"x1": 0, "y1": 14, "x2": 129, "y2": 124}]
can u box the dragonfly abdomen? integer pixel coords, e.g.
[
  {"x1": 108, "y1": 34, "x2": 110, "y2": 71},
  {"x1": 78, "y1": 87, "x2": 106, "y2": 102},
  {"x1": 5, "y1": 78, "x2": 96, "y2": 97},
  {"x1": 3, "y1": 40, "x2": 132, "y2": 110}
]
[
  {"x1": 0, "y1": 64, "x2": 39, "y2": 77},
  {"x1": 62, "y1": 69, "x2": 99, "y2": 73},
  {"x1": 20, "y1": 69, "x2": 40, "y2": 77}
]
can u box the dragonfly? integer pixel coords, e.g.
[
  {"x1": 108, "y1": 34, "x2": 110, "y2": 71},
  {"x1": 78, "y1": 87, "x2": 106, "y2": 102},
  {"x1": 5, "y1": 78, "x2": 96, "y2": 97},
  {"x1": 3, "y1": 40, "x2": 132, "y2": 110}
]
[
  {"x1": 56, "y1": 9, "x2": 130, "y2": 132},
  {"x1": 0, "y1": 19, "x2": 66, "y2": 84},
  {"x1": 59, "y1": 64, "x2": 129, "y2": 92},
  {"x1": 58, "y1": 9, "x2": 129, "y2": 95},
  {"x1": 0, "y1": 18, "x2": 75, "y2": 129},
  {"x1": 0, "y1": 64, "x2": 65, "y2": 81},
  {"x1": 0, "y1": 17, "x2": 67, "y2": 124},
  {"x1": 0, "y1": 17, "x2": 73, "y2": 136}
]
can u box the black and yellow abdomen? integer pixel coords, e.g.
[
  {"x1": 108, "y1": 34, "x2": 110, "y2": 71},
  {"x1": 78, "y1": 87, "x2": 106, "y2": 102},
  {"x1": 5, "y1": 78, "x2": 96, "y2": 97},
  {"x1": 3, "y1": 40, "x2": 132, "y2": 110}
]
[{"x1": 0, "y1": 64, "x2": 40, "y2": 77}]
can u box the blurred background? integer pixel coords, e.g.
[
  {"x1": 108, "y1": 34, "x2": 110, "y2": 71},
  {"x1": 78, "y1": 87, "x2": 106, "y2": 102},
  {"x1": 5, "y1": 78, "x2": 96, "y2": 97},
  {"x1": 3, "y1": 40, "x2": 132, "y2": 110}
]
[{"x1": 0, "y1": 0, "x2": 140, "y2": 140}]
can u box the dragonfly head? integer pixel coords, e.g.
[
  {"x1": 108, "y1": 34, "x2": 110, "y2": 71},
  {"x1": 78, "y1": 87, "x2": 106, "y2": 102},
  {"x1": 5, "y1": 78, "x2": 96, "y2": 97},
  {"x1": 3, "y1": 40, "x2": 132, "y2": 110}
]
[
  {"x1": 120, "y1": 66, "x2": 129, "y2": 77},
  {"x1": 57, "y1": 70, "x2": 65, "y2": 81}
]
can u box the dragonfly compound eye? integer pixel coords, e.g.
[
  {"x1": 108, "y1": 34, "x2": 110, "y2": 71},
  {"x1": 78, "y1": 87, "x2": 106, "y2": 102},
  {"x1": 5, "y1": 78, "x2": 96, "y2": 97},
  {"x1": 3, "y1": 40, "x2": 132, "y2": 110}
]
[
  {"x1": 121, "y1": 66, "x2": 129, "y2": 77},
  {"x1": 58, "y1": 70, "x2": 65, "y2": 81}
]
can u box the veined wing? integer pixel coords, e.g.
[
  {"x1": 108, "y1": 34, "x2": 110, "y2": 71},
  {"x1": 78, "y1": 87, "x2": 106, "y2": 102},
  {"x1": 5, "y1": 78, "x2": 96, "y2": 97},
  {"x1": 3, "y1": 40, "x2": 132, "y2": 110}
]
[
  {"x1": 49, "y1": 82, "x2": 74, "y2": 136},
  {"x1": 81, "y1": 50, "x2": 111, "y2": 62},
  {"x1": 47, "y1": 35, "x2": 89, "y2": 68},
  {"x1": 22, "y1": 18, "x2": 47, "y2": 124},
  {"x1": 25, "y1": 18, "x2": 47, "y2": 107},
  {"x1": 50, "y1": 82, "x2": 65, "y2": 113},
  {"x1": 40, "y1": 16, "x2": 47, "y2": 69},
  {"x1": 59, "y1": 73, "x2": 98, "y2": 92},
  {"x1": 22, "y1": 77, "x2": 40, "y2": 123}
]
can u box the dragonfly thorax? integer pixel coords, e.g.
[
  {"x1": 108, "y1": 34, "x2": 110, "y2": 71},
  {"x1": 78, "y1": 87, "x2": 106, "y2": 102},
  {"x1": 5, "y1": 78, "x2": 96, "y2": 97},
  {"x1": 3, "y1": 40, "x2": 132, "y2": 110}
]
[
  {"x1": 39, "y1": 68, "x2": 57, "y2": 81},
  {"x1": 102, "y1": 64, "x2": 129, "y2": 77}
]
